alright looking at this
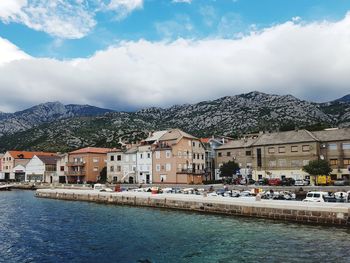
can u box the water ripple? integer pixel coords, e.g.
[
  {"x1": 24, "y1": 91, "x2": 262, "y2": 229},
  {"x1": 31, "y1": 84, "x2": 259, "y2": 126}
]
[{"x1": 0, "y1": 191, "x2": 349, "y2": 263}]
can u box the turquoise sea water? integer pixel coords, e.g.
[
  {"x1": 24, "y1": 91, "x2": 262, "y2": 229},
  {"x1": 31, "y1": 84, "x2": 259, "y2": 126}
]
[{"x1": 0, "y1": 190, "x2": 349, "y2": 263}]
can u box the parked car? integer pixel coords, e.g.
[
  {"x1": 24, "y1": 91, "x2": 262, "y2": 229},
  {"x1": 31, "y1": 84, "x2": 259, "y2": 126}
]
[
  {"x1": 302, "y1": 191, "x2": 328, "y2": 202},
  {"x1": 268, "y1": 178, "x2": 281, "y2": 186},
  {"x1": 281, "y1": 178, "x2": 295, "y2": 186},
  {"x1": 333, "y1": 179, "x2": 350, "y2": 186},
  {"x1": 256, "y1": 178, "x2": 269, "y2": 185}
]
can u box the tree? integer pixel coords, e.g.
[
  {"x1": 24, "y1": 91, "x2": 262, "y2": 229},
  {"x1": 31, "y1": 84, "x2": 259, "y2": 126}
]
[
  {"x1": 99, "y1": 167, "x2": 107, "y2": 183},
  {"x1": 302, "y1": 159, "x2": 332, "y2": 185},
  {"x1": 219, "y1": 161, "x2": 239, "y2": 178}
]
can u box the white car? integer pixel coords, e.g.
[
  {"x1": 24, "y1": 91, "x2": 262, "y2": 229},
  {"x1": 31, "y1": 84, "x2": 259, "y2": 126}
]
[
  {"x1": 302, "y1": 191, "x2": 327, "y2": 202},
  {"x1": 94, "y1": 183, "x2": 113, "y2": 192}
]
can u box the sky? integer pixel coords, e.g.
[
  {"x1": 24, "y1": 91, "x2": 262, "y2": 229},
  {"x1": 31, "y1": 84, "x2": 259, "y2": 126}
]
[{"x1": 0, "y1": 0, "x2": 350, "y2": 112}]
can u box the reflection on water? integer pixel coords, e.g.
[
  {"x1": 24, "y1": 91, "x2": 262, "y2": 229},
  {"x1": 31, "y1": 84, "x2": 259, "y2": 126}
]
[{"x1": 0, "y1": 190, "x2": 349, "y2": 263}]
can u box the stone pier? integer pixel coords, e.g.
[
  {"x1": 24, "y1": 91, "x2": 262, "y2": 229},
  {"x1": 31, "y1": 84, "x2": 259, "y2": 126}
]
[{"x1": 35, "y1": 189, "x2": 350, "y2": 227}]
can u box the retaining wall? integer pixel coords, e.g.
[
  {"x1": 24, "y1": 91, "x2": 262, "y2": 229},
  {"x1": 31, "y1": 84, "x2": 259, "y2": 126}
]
[{"x1": 35, "y1": 189, "x2": 350, "y2": 227}]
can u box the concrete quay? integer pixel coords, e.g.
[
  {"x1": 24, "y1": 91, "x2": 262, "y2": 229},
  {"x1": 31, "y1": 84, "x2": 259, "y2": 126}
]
[{"x1": 35, "y1": 189, "x2": 350, "y2": 227}]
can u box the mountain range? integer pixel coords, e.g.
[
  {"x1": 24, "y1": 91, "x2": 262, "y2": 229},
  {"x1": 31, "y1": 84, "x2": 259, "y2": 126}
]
[{"x1": 0, "y1": 91, "x2": 349, "y2": 152}]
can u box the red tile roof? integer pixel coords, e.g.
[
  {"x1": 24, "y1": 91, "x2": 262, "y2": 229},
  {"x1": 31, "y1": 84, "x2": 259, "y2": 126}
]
[
  {"x1": 69, "y1": 147, "x2": 113, "y2": 154},
  {"x1": 200, "y1": 138, "x2": 210, "y2": 143},
  {"x1": 8, "y1": 151, "x2": 56, "y2": 159}
]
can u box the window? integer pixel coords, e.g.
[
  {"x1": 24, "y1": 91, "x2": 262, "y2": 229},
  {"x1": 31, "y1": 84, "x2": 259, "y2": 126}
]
[
  {"x1": 218, "y1": 152, "x2": 222, "y2": 157},
  {"x1": 110, "y1": 166, "x2": 114, "y2": 172},
  {"x1": 93, "y1": 167, "x2": 98, "y2": 172},
  {"x1": 291, "y1": 146, "x2": 298, "y2": 152},
  {"x1": 268, "y1": 161, "x2": 276, "y2": 167},
  {"x1": 344, "y1": 159, "x2": 350, "y2": 165},
  {"x1": 328, "y1": 143, "x2": 337, "y2": 150},
  {"x1": 110, "y1": 155, "x2": 114, "y2": 161},
  {"x1": 193, "y1": 153, "x2": 196, "y2": 159},
  {"x1": 342, "y1": 143, "x2": 350, "y2": 150},
  {"x1": 197, "y1": 154, "x2": 200, "y2": 159},
  {"x1": 156, "y1": 164, "x2": 161, "y2": 172},
  {"x1": 278, "y1": 147, "x2": 286, "y2": 153},
  {"x1": 192, "y1": 142, "x2": 195, "y2": 147},
  {"x1": 140, "y1": 153, "x2": 143, "y2": 159},
  {"x1": 268, "y1": 147, "x2": 275, "y2": 154},
  {"x1": 166, "y1": 163, "x2": 171, "y2": 171},
  {"x1": 60, "y1": 166, "x2": 64, "y2": 171},
  {"x1": 93, "y1": 158, "x2": 99, "y2": 163},
  {"x1": 147, "y1": 153, "x2": 151, "y2": 158},
  {"x1": 246, "y1": 151, "x2": 251, "y2": 156},
  {"x1": 278, "y1": 159, "x2": 287, "y2": 167},
  {"x1": 117, "y1": 155, "x2": 122, "y2": 161},
  {"x1": 227, "y1": 152, "x2": 231, "y2": 157},
  {"x1": 156, "y1": 151, "x2": 160, "y2": 159},
  {"x1": 202, "y1": 154, "x2": 204, "y2": 160},
  {"x1": 166, "y1": 150, "x2": 171, "y2": 158},
  {"x1": 302, "y1": 145, "x2": 310, "y2": 152},
  {"x1": 117, "y1": 166, "x2": 121, "y2": 172},
  {"x1": 291, "y1": 160, "x2": 302, "y2": 167},
  {"x1": 330, "y1": 159, "x2": 338, "y2": 165}
]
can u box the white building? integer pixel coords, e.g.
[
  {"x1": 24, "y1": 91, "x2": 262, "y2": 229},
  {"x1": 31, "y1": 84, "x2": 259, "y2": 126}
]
[
  {"x1": 137, "y1": 145, "x2": 152, "y2": 184},
  {"x1": 26, "y1": 155, "x2": 58, "y2": 183},
  {"x1": 122, "y1": 147, "x2": 138, "y2": 184}
]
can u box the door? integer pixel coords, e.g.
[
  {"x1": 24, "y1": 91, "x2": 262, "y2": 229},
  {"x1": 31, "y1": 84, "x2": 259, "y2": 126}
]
[{"x1": 146, "y1": 174, "x2": 150, "y2": 184}]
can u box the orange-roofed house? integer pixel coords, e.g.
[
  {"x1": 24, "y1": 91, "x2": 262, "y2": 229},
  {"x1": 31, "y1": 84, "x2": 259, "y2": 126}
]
[
  {"x1": 67, "y1": 147, "x2": 112, "y2": 183},
  {"x1": 1, "y1": 150, "x2": 56, "y2": 181}
]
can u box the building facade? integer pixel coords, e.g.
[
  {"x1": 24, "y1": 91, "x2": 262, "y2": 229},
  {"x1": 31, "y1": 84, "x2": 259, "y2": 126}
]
[
  {"x1": 215, "y1": 128, "x2": 350, "y2": 182},
  {"x1": 66, "y1": 147, "x2": 111, "y2": 183},
  {"x1": 1, "y1": 151, "x2": 56, "y2": 181},
  {"x1": 25, "y1": 155, "x2": 58, "y2": 183},
  {"x1": 152, "y1": 129, "x2": 206, "y2": 184}
]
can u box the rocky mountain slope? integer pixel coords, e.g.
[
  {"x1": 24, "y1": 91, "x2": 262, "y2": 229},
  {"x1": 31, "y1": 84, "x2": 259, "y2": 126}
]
[
  {"x1": 0, "y1": 91, "x2": 349, "y2": 152},
  {"x1": 0, "y1": 102, "x2": 114, "y2": 137}
]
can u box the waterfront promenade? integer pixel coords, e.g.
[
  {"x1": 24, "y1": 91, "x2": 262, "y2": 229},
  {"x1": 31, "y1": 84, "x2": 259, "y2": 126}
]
[{"x1": 36, "y1": 188, "x2": 350, "y2": 227}]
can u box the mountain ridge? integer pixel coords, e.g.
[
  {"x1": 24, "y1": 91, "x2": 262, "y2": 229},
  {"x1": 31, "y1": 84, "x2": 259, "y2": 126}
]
[{"x1": 0, "y1": 91, "x2": 349, "y2": 152}]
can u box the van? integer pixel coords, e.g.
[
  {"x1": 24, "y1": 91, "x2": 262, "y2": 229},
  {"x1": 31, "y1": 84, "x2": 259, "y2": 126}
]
[{"x1": 302, "y1": 191, "x2": 328, "y2": 202}]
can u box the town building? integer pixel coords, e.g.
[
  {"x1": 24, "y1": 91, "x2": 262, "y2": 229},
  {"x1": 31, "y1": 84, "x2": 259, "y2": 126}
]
[
  {"x1": 1, "y1": 151, "x2": 56, "y2": 181},
  {"x1": 312, "y1": 128, "x2": 350, "y2": 180},
  {"x1": 66, "y1": 147, "x2": 111, "y2": 183},
  {"x1": 200, "y1": 136, "x2": 231, "y2": 181},
  {"x1": 0, "y1": 153, "x2": 4, "y2": 180},
  {"x1": 136, "y1": 145, "x2": 153, "y2": 184},
  {"x1": 215, "y1": 128, "x2": 350, "y2": 182},
  {"x1": 122, "y1": 146, "x2": 138, "y2": 184},
  {"x1": 107, "y1": 149, "x2": 124, "y2": 183},
  {"x1": 25, "y1": 155, "x2": 59, "y2": 183},
  {"x1": 152, "y1": 129, "x2": 206, "y2": 184},
  {"x1": 56, "y1": 153, "x2": 69, "y2": 183}
]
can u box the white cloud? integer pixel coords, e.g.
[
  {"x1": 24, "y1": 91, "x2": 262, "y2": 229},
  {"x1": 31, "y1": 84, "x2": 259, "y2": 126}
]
[
  {"x1": 1, "y1": 13, "x2": 350, "y2": 112},
  {"x1": 0, "y1": 37, "x2": 31, "y2": 65},
  {"x1": 107, "y1": 0, "x2": 143, "y2": 20},
  {"x1": 0, "y1": 0, "x2": 143, "y2": 39}
]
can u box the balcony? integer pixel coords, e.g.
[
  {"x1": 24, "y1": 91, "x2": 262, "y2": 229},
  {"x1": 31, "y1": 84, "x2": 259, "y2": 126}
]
[
  {"x1": 177, "y1": 168, "x2": 205, "y2": 175},
  {"x1": 65, "y1": 170, "x2": 86, "y2": 176},
  {"x1": 67, "y1": 161, "x2": 85, "y2": 167}
]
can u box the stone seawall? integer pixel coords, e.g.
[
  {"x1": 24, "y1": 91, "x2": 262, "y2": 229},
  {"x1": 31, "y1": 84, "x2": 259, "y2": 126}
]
[{"x1": 35, "y1": 189, "x2": 350, "y2": 227}]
